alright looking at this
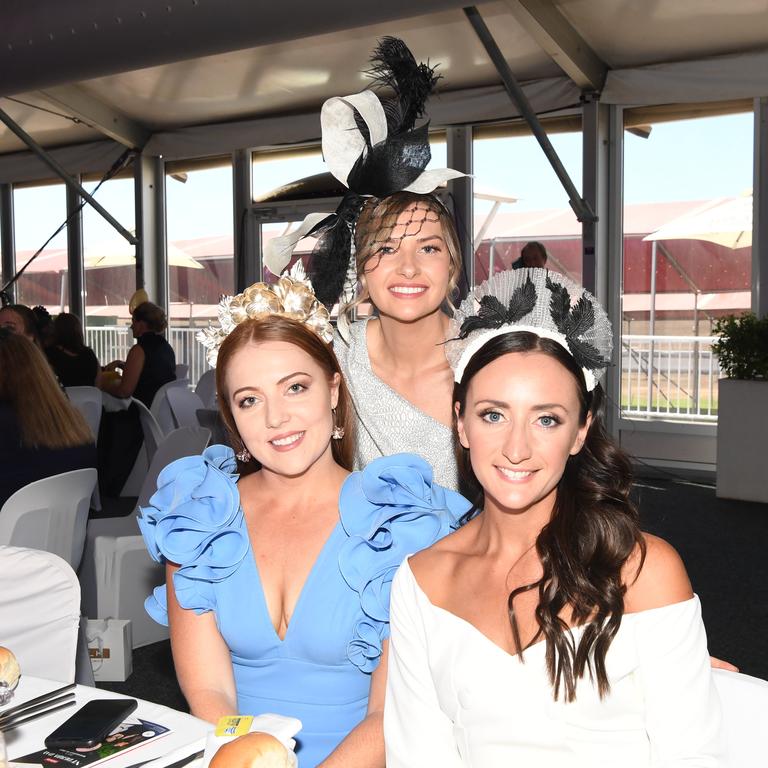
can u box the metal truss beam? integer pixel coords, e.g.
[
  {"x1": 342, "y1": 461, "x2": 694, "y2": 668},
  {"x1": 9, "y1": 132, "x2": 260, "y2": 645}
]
[
  {"x1": 37, "y1": 85, "x2": 150, "y2": 150},
  {"x1": 504, "y1": 0, "x2": 608, "y2": 91}
]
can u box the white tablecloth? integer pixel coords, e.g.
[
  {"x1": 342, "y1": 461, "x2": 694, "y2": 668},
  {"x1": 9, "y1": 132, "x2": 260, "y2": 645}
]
[{"x1": 3, "y1": 676, "x2": 211, "y2": 767}]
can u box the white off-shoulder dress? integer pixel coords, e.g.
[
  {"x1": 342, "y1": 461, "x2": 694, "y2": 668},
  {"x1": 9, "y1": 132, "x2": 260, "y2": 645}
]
[{"x1": 384, "y1": 558, "x2": 722, "y2": 768}]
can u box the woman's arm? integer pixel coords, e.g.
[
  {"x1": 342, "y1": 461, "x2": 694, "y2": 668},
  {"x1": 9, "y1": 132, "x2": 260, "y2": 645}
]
[
  {"x1": 316, "y1": 641, "x2": 388, "y2": 768},
  {"x1": 100, "y1": 345, "x2": 144, "y2": 399},
  {"x1": 626, "y1": 535, "x2": 723, "y2": 766},
  {"x1": 383, "y1": 563, "x2": 463, "y2": 768},
  {"x1": 166, "y1": 562, "x2": 238, "y2": 722}
]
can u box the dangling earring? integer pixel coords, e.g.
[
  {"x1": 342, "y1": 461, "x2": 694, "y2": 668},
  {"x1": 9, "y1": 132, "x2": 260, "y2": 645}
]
[
  {"x1": 236, "y1": 446, "x2": 251, "y2": 462},
  {"x1": 331, "y1": 408, "x2": 345, "y2": 440}
]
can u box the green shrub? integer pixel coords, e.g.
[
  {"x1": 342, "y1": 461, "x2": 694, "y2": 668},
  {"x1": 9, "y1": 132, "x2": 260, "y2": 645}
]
[{"x1": 712, "y1": 312, "x2": 768, "y2": 379}]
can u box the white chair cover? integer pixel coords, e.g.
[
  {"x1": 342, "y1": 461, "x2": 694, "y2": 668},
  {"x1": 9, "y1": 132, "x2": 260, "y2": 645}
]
[
  {"x1": 166, "y1": 387, "x2": 206, "y2": 429},
  {"x1": 194, "y1": 368, "x2": 217, "y2": 408},
  {"x1": 65, "y1": 386, "x2": 103, "y2": 511},
  {"x1": 0, "y1": 546, "x2": 80, "y2": 682},
  {"x1": 80, "y1": 427, "x2": 211, "y2": 648},
  {"x1": 151, "y1": 379, "x2": 189, "y2": 436},
  {"x1": 713, "y1": 669, "x2": 768, "y2": 767},
  {"x1": 0, "y1": 468, "x2": 97, "y2": 571}
]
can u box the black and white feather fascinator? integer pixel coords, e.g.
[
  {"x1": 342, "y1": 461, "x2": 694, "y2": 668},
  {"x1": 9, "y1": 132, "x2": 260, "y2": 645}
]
[
  {"x1": 446, "y1": 269, "x2": 613, "y2": 391},
  {"x1": 263, "y1": 37, "x2": 465, "y2": 308}
]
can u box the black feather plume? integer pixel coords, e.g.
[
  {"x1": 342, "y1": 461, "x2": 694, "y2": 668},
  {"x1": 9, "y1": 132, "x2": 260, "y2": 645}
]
[
  {"x1": 565, "y1": 294, "x2": 595, "y2": 338},
  {"x1": 366, "y1": 36, "x2": 440, "y2": 135},
  {"x1": 547, "y1": 277, "x2": 571, "y2": 334},
  {"x1": 307, "y1": 193, "x2": 364, "y2": 308},
  {"x1": 507, "y1": 276, "x2": 537, "y2": 321}
]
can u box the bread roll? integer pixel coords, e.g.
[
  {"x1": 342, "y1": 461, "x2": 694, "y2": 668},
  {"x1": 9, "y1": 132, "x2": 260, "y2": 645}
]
[
  {"x1": 209, "y1": 731, "x2": 291, "y2": 768},
  {"x1": 0, "y1": 646, "x2": 20, "y2": 689}
]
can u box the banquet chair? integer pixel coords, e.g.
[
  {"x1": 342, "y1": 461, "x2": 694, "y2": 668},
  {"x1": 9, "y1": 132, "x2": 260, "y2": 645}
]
[
  {"x1": 166, "y1": 386, "x2": 205, "y2": 429},
  {"x1": 65, "y1": 385, "x2": 104, "y2": 511},
  {"x1": 713, "y1": 669, "x2": 768, "y2": 767},
  {"x1": 80, "y1": 426, "x2": 211, "y2": 648},
  {"x1": 0, "y1": 546, "x2": 81, "y2": 683},
  {"x1": 151, "y1": 379, "x2": 189, "y2": 436},
  {"x1": 120, "y1": 398, "x2": 165, "y2": 497},
  {"x1": 0, "y1": 468, "x2": 97, "y2": 571},
  {"x1": 194, "y1": 368, "x2": 217, "y2": 408},
  {"x1": 175, "y1": 363, "x2": 189, "y2": 380}
]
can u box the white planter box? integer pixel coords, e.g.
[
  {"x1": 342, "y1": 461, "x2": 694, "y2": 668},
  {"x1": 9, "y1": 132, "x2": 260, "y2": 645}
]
[{"x1": 716, "y1": 379, "x2": 768, "y2": 503}]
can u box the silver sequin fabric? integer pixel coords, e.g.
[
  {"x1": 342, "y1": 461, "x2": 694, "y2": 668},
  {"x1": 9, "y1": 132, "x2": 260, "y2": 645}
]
[{"x1": 334, "y1": 318, "x2": 459, "y2": 491}]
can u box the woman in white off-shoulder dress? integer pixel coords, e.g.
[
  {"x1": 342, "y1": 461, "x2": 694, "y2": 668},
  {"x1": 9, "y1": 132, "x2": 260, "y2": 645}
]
[{"x1": 384, "y1": 269, "x2": 722, "y2": 767}]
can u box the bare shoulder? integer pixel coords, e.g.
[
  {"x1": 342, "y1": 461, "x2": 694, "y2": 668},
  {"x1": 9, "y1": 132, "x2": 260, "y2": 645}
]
[
  {"x1": 624, "y1": 533, "x2": 693, "y2": 613},
  {"x1": 409, "y1": 519, "x2": 477, "y2": 600}
]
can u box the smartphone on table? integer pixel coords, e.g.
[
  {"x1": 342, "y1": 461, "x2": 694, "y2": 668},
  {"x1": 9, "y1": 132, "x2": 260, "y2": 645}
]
[{"x1": 44, "y1": 699, "x2": 138, "y2": 749}]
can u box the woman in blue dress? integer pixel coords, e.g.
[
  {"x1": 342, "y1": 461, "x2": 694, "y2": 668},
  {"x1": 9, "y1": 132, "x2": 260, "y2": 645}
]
[{"x1": 139, "y1": 272, "x2": 469, "y2": 767}]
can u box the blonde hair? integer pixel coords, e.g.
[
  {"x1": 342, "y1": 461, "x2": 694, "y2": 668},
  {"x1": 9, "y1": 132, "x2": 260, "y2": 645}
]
[
  {"x1": 0, "y1": 330, "x2": 93, "y2": 448},
  {"x1": 341, "y1": 191, "x2": 463, "y2": 323}
]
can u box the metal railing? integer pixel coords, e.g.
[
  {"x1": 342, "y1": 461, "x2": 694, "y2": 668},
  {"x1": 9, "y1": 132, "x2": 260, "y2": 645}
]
[
  {"x1": 621, "y1": 334, "x2": 722, "y2": 422},
  {"x1": 86, "y1": 326, "x2": 723, "y2": 423},
  {"x1": 86, "y1": 325, "x2": 212, "y2": 387}
]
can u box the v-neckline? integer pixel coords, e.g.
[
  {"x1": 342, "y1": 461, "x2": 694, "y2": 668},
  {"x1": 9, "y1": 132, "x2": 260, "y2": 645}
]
[
  {"x1": 246, "y1": 513, "x2": 343, "y2": 645},
  {"x1": 359, "y1": 317, "x2": 453, "y2": 433}
]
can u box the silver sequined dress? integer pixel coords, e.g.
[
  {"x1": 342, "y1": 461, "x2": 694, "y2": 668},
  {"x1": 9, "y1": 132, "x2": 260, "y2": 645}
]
[{"x1": 334, "y1": 318, "x2": 459, "y2": 490}]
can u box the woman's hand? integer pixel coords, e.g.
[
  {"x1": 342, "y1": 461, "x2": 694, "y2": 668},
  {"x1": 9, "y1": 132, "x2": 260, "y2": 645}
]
[{"x1": 102, "y1": 360, "x2": 125, "y2": 372}]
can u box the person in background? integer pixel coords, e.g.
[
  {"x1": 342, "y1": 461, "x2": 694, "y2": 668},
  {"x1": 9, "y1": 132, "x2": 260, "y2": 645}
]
[
  {"x1": 0, "y1": 328, "x2": 96, "y2": 508},
  {"x1": 31, "y1": 305, "x2": 56, "y2": 349},
  {"x1": 97, "y1": 300, "x2": 176, "y2": 497},
  {"x1": 47, "y1": 312, "x2": 101, "y2": 388},
  {"x1": 99, "y1": 301, "x2": 175, "y2": 405},
  {"x1": 0, "y1": 303, "x2": 42, "y2": 346},
  {"x1": 512, "y1": 240, "x2": 548, "y2": 269}
]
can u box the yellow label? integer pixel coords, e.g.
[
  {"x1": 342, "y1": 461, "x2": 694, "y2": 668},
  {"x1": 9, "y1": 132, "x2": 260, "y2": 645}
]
[{"x1": 215, "y1": 715, "x2": 254, "y2": 737}]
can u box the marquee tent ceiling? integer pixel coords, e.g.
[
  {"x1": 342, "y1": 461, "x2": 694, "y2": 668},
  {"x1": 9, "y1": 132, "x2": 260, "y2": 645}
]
[{"x1": 2, "y1": 0, "x2": 768, "y2": 178}]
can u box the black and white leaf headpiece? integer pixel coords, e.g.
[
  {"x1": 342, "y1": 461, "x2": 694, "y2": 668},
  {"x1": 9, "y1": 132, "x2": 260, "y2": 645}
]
[
  {"x1": 263, "y1": 37, "x2": 465, "y2": 309},
  {"x1": 447, "y1": 269, "x2": 613, "y2": 391}
]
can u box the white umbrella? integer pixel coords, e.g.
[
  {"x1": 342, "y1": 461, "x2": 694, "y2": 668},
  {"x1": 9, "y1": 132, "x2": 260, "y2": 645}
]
[{"x1": 643, "y1": 193, "x2": 752, "y2": 249}]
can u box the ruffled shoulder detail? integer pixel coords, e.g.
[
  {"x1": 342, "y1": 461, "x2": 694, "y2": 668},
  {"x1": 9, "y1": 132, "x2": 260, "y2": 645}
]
[
  {"x1": 138, "y1": 444, "x2": 249, "y2": 625},
  {"x1": 338, "y1": 453, "x2": 471, "y2": 673}
]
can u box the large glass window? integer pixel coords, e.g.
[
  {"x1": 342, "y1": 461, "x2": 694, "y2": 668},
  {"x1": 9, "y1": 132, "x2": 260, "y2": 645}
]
[
  {"x1": 621, "y1": 112, "x2": 753, "y2": 422},
  {"x1": 472, "y1": 129, "x2": 582, "y2": 284},
  {"x1": 167, "y1": 162, "x2": 233, "y2": 386},
  {"x1": 12, "y1": 182, "x2": 67, "y2": 311},
  {"x1": 82, "y1": 176, "x2": 136, "y2": 373}
]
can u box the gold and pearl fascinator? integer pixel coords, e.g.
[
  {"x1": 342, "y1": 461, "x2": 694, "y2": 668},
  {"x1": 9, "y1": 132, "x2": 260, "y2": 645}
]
[
  {"x1": 196, "y1": 262, "x2": 333, "y2": 367},
  {"x1": 447, "y1": 269, "x2": 613, "y2": 392}
]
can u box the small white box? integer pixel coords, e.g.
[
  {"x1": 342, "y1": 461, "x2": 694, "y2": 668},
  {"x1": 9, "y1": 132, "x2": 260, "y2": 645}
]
[{"x1": 87, "y1": 618, "x2": 133, "y2": 681}]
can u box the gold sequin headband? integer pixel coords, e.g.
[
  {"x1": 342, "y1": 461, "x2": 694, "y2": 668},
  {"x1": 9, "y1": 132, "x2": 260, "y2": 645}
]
[{"x1": 196, "y1": 263, "x2": 333, "y2": 367}]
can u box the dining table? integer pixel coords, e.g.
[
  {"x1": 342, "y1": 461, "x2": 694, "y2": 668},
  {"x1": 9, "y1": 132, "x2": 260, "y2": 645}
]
[{"x1": 2, "y1": 676, "x2": 212, "y2": 768}]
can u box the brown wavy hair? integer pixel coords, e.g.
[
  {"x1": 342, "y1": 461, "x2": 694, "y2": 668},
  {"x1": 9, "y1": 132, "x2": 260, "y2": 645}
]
[
  {"x1": 214, "y1": 315, "x2": 355, "y2": 473},
  {"x1": 454, "y1": 331, "x2": 645, "y2": 702},
  {"x1": 0, "y1": 328, "x2": 93, "y2": 448},
  {"x1": 341, "y1": 191, "x2": 463, "y2": 322}
]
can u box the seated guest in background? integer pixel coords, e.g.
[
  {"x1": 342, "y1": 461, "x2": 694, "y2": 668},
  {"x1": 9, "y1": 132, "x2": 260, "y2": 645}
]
[
  {"x1": 512, "y1": 240, "x2": 548, "y2": 269},
  {"x1": 0, "y1": 328, "x2": 96, "y2": 508},
  {"x1": 32, "y1": 305, "x2": 56, "y2": 349},
  {"x1": 0, "y1": 303, "x2": 42, "y2": 346},
  {"x1": 97, "y1": 300, "x2": 176, "y2": 497},
  {"x1": 384, "y1": 270, "x2": 721, "y2": 767},
  {"x1": 47, "y1": 312, "x2": 101, "y2": 387},
  {"x1": 99, "y1": 300, "x2": 175, "y2": 405}
]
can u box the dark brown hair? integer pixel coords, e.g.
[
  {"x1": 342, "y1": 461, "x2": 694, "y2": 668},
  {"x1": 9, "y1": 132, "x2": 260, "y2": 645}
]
[
  {"x1": 54, "y1": 312, "x2": 87, "y2": 352},
  {"x1": 342, "y1": 191, "x2": 463, "y2": 321},
  {"x1": 132, "y1": 301, "x2": 167, "y2": 333},
  {"x1": 0, "y1": 304, "x2": 41, "y2": 345},
  {"x1": 0, "y1": 328, "x2": 93, "y2": 448},
  {"x1": 454, "y1": 331, "x2": 645, "y2": 702},
  {"x1": 214, "y1": 315, "x2": 355, "y2": 472}
]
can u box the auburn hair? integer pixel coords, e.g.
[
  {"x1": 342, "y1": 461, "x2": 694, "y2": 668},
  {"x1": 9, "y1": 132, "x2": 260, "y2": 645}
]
[
  {"x1": 0, "y1": 329, "x2": 93, "y2": 448},
  {"x1": 214, "y1": 315, "x2": 355, "y2": 472},
  {"x1": 454, "y1": 331, "x2": 645, "y2": 702}
]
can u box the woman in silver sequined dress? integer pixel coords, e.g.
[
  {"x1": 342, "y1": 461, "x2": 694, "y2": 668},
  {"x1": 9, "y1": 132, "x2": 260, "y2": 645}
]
[{"x1": 334, "y1": 192, "x2": 463, "y2": 489}]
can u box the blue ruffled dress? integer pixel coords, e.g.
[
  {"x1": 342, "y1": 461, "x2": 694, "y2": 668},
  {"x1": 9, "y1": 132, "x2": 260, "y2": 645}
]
[{"x1": 139, "y1": 446, "x2": 470, "y2": 768}]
